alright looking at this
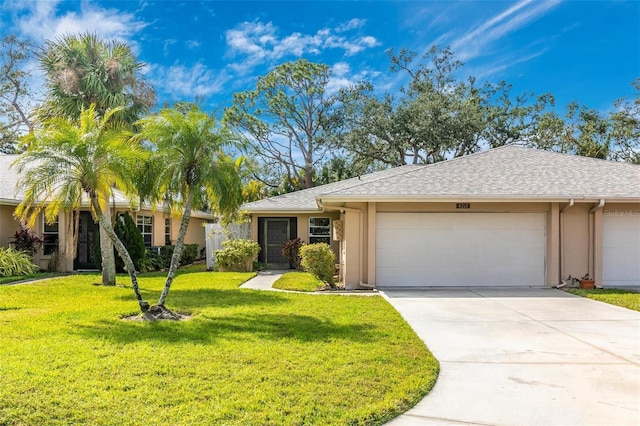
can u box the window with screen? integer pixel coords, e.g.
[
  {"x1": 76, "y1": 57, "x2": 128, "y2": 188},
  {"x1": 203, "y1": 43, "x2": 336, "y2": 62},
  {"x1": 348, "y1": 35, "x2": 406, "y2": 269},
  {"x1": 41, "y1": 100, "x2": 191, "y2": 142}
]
[
  {"x1": 42, "y1": 216, "x2": 59, "y2": 255},
  {"x1": 309, "y1": 217, "x2": 331, "y2": 244},
  {"x1": 136, "y1": 215, "x2": 153, "y2": 247},
  {"x1": 164, "y1": 218, "x2": 171, "y2": 246}
]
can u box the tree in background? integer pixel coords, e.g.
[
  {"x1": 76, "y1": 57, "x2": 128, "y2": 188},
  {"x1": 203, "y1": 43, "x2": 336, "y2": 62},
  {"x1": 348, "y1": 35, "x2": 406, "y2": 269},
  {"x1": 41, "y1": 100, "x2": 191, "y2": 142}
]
[
  {"x1": 13, "y1": 105, "x2": 150, "y2": 312},
  {"x1": 224, "y1": 59, "x2": 335, "y2": 190},
  {"x1": 37, "y1": 33, "x2": 156, "y2": 286},
  {"x1": 329, "y1": 46, "x2": 555, "y2": 167},
  {"x1": 135, "y1": 104, "x2": 243, "y2": 318},
  {"x1": 0, "y1": 35, "x2": 35, "y2": 153}
]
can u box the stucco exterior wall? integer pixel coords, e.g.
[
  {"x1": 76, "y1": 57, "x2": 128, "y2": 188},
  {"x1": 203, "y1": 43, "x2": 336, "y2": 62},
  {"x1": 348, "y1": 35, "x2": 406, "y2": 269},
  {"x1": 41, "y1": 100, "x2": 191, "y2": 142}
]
[
  {"x1": 0, "y1": 204, "x2": 20, "y2": 248},
  {"x1": 249, "y1": 212, "x2": 341, "y2": 266},
  {"x1": 333, "y1": 200, "x2": 636, "y2": 289}
]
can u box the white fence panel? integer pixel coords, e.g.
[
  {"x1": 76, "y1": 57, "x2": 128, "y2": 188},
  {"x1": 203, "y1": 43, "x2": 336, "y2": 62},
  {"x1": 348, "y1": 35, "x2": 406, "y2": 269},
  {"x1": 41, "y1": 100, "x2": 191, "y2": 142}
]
[{"x1": 204, "y1": 223, "x2": 250, "y2": 270}]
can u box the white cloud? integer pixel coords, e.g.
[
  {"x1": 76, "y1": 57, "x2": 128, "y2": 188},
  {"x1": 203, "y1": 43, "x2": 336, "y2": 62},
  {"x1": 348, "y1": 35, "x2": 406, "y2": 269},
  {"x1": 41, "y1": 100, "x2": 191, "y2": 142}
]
[
  {"x1": 450, "y1": 0, "x2": 560, "y2": 61},
  {"x1": 225, "y1": 19, "x2": 380, "y2": 74},
  {"x1": 4, "y1": 0, "x2": 147, "y2": 44},
  {"x1": 326, "y1": 62, "x2": 380, "y2": 95},
  {"x1": 336, "y1": 18, "x2": 366, "y2": 32},
  {"x1": 150, "y1": 62, "x2": 230, "y2": 98}
]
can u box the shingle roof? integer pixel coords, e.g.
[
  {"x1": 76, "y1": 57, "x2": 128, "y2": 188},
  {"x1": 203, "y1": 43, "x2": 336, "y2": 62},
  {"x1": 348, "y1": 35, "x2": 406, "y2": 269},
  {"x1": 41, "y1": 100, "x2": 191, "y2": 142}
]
[{"x1": 242, "y1": 146, "x2": 640, "y2": 212}]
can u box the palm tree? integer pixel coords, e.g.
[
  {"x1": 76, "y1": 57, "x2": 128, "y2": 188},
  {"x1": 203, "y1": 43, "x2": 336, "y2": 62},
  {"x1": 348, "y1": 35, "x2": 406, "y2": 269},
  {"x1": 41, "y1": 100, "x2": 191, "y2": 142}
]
[
  {"x1": 13, "y1": 105, "x2": 150, "y2": 313},
  {"x1": 135, "y1": 105, "x2": 243, "y2": 315},
  {"x1": 37, "y1": 32, "x2": 155, "y2": 123},
  {"x1": 36, "y1": 33, "x2": 156, "y2": 286}
]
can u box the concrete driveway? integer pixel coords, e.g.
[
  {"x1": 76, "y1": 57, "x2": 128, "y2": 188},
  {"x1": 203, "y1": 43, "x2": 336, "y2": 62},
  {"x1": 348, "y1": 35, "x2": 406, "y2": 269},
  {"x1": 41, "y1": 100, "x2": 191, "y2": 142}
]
[{"x1": 382, "y1": 288, "x2": 640, "y2": 426}]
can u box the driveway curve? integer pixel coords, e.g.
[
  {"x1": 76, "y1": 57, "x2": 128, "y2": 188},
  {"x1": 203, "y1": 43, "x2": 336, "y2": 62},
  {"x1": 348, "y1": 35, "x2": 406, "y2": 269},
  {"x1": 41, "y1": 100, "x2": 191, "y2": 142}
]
[{"x1": 382, "y1": 288, "x2": 640, "y2": 426}]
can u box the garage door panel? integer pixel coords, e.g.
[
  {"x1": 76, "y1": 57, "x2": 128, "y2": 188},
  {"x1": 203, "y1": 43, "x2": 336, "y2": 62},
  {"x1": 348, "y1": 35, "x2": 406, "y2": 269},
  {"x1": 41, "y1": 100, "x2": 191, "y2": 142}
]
[
  {"x1": 376, "y1": 213, "x2": 546, "y2": 287},
  {"x1": 603, "y1": 214, "x2": 640, "y2": 287}
]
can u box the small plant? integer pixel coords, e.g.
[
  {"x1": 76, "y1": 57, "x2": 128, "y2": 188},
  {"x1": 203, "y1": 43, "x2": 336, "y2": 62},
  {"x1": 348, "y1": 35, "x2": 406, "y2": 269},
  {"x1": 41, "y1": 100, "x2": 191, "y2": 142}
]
[
  {"x1": 11, "y1": 224, "x2": 44, "y2": 256},
  {"x1": 160, "y1": 244, "x2": 200, "y2": 268},
  {"x1": 300, "y1": 243, "x2": 336, "y2": 287},
  {"x1": 282, "y1": 238, "x2": 304, "y2": 270},
  {"x1": 215, "y1": 239, "x2": 261, "y2": 272},
  {"x1": 0, "y1": 247, "x2": 40, "y2": 277}
]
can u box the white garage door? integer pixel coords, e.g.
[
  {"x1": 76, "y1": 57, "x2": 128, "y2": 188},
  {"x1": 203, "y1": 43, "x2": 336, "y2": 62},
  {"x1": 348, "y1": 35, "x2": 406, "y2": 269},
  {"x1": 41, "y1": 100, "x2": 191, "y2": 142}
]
[
  {"x1": 376, "y1": 212, "x2": 546, "y2": 287},
  {"x1": 603, "y1": 213, "x2": 640, "y2": 287}
]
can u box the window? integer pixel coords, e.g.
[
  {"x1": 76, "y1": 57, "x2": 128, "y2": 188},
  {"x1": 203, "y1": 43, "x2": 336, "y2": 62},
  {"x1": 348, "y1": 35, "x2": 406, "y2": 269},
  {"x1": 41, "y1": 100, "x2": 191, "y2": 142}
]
[
  {"x1": 43, "y1": 216, "x2": 59, "y2": 255},
  {"x1": 136, "y1": 215, "x2": 153, "y2": 247},
  {"x1": 309, "y1": 217, "x2": 331, "y2": 244},
  {"x1": 164, "y1": 218, "x2": 171, "y2": 246}
]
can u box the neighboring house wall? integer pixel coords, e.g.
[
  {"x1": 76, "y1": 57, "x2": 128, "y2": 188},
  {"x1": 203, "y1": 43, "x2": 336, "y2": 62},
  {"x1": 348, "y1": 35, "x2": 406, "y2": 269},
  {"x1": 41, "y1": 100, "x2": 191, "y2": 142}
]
[
  {"x1": 0, "y1": 205, "x2": 20, "y2": 248},
  {"x1": 0, "y1": 203, "x2": 209, "y2": 272}
]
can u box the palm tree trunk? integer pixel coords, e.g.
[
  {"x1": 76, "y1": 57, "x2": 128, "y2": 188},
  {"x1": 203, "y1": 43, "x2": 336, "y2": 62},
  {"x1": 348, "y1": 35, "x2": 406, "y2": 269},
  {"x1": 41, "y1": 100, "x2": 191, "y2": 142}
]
[
  {"x1": 99, "y1": 206, "x2": 117, "y2": 285},
  {"x1": 157, "y1": 189, "x2": 194, "y2": 307},
  {"x1": 91, "y1": 195, "x2": 149, "y2": 312}
]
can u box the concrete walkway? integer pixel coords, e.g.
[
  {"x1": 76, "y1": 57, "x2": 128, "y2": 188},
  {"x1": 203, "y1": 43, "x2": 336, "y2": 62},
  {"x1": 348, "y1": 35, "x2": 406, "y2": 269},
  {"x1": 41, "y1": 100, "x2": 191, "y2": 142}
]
[
  {"x1": 239, "y1": 270, "x2": 285, "y2": 290},
  {"x1": 382, "y1": 288, "x2": 640, "y2": 426}
]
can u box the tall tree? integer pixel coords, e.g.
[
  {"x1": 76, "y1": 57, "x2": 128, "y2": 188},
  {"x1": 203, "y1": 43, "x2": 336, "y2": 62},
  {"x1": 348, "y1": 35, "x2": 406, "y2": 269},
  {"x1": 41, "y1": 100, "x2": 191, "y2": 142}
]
[
  {"x1": 135, "y1": 105, "x2": 243, "y2": 317},
  {"x1": 0, "y1": 35, "x2": 36, "y2": 153},
  {"x1": 13, "y1": 105, "x2": 150, "y2": 313},
  {"x1": 330, "y1": 46, "x2": 554, "y2": 166},
  {"x1": 37, "y1": 33, "x2": 156, "y2": 285},
  {"x1": 224, "y1": 59, "x2": 334, "y2": 190}
]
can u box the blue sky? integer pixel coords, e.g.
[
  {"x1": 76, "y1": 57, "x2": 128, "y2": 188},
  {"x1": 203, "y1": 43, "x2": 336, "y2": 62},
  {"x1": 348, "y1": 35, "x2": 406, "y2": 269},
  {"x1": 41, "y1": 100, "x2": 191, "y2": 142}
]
[{"x1": 2, "y1": 0, "x2": 638, "y2": 114}]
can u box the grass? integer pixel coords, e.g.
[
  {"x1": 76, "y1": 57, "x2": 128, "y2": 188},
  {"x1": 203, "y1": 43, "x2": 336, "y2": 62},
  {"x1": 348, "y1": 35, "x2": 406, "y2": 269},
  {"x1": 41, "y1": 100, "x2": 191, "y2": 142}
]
[
  {"x1": 0, "y1": 267, "x2": 438, "y2": 425},
  {"x1": 272, "y1": 271, "x2": 324, "y2": 291},
  {"x1": 0, "y1": 272, "x2": 57, "y2": 285},
  {"x1": 566, "y1": 288, "x2": 640, "y2": 312}
]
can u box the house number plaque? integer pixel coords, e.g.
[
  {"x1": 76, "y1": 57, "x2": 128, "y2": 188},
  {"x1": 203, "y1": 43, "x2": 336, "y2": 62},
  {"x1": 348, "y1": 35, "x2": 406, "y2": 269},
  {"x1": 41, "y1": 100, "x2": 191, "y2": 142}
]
[{"x1": 456, "y1": 203, "x2": 471, "y2": 209}]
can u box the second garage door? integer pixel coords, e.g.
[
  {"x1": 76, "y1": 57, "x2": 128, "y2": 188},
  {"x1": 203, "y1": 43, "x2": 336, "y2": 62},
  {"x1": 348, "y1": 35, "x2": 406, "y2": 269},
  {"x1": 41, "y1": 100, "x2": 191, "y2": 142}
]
[
  {"x1": 603, "y1": 213, "x2": 640, "y2": 287},
  {"x1": 376, "y1": 212, "x2": 546, "y2": 287}
]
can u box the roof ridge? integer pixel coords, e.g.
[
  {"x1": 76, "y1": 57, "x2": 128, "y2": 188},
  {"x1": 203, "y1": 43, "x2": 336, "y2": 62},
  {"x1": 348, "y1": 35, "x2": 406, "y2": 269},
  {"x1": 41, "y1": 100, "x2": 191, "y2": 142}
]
[{"x1": 319, "y1": 165, "x2": 418, "y2": 195}]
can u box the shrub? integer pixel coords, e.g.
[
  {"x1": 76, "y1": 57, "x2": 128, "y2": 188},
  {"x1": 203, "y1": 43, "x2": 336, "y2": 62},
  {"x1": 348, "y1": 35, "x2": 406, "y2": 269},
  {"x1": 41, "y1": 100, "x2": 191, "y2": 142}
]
[
  {"x1": 114, "y1": 212, "x2": 146, "y2": 272},
  {"x1": 282, "y1": 238, "x2": 304, "y2": 270},
  {"x1": 11, "y1": 224, "x2": 44, "y2": 256},
  {"x1": 140, "y1": 249, "x2": 163, "y2": 272},
  {"x1": 94, "y1": 212, "x2": 146, "y2": 272},
  {"x1": 300, "y1": 243, "x2": 336, "y2": 287},
  {"x1": 0, "y1": 247, "x2": 39, "y2": 277},
  {"x1": 215, "y1": 239, "x2": 261, "y2": 272},
  {"x1": 160, "y1": 244, "x2": 200, "y2": 268}
]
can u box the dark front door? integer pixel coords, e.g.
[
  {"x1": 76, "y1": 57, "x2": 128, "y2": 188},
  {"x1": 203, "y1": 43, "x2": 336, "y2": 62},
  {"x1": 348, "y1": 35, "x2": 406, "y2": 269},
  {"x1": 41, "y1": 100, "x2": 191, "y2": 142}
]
[
  {"x1": 265, "y1": 218, "x2": 290, "y2": 269},
  {"x1": 74, "y1": 211, "x2": 99, "y2": 270}
]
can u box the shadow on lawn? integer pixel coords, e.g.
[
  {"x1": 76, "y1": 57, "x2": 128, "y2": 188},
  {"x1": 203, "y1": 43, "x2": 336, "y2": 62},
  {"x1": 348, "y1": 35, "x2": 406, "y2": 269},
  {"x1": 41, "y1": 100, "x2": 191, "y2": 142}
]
[
  {"x1": 75, "y1": 311, "x2": 377, "y2": 345},
  {"x1": 113, "y1": 287, "x2": 289, "y2": 310}
]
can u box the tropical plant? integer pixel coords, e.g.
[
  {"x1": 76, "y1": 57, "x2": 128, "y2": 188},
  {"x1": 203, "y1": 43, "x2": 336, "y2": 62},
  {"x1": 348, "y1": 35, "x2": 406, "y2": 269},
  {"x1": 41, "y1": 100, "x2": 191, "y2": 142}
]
[
  {"x1": 11, "y1": 223, "x2": 44, "y2": 256},
  {"x1": 13, "y1": 104, "x2": 150, "y2": 312},
  {"x1": 37, "y1": 32, "x2": 156, "y2": 286},
  {"x1": 214, "y1": 239, "x2": 261, "y2": 272},
  {"x1": 37, "y1": 32, "x2": 155, "y2": 124},
  {"x1": 0, "y1": 247, "x2": 39, "y2": 277},
  {"x1": 282, "y1": 238, "x2": 304, "y2": 270},
  {"x1": 299, "y1": 243, "x2": 336, "y2": 287},
  {"x1": 135, "y1": 104, "x2": 243, "y2": 317}
]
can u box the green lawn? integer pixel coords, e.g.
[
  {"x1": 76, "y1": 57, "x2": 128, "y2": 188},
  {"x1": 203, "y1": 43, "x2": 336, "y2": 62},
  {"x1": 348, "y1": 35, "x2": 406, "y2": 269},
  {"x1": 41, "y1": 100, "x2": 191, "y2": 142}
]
[
  {"x1": 566, "y1": 288, "x2": 640, "y2": 312},
  {"x1": 0, "y1": 268, "x2": 438, "y2": 425},
  {"x1": 272, "y1": 271, "x2": 324, "y2": 291},
  {"x1": 0, "y1": 272, "x2": 57, "y2": 285}
]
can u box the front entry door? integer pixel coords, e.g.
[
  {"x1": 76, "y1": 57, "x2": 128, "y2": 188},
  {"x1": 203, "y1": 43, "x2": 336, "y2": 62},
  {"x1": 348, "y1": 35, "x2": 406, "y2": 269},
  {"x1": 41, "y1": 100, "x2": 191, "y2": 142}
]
[
  {"x1": 74, "y1": 211, "x2": 99, "y2": 270},
  {"x1": 265, "y1": 218, "x2": 290, "y2": 269}
]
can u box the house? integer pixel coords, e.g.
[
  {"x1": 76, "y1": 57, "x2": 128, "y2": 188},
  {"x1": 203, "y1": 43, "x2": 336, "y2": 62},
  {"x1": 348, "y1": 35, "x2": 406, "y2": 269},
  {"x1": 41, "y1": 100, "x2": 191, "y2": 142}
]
[
  {"x1": 0, "y1": 154, "x2": 211, "y2": 272},
  {"x1": 242, "y1": 146, "x2": 640, "y2": 289}
]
